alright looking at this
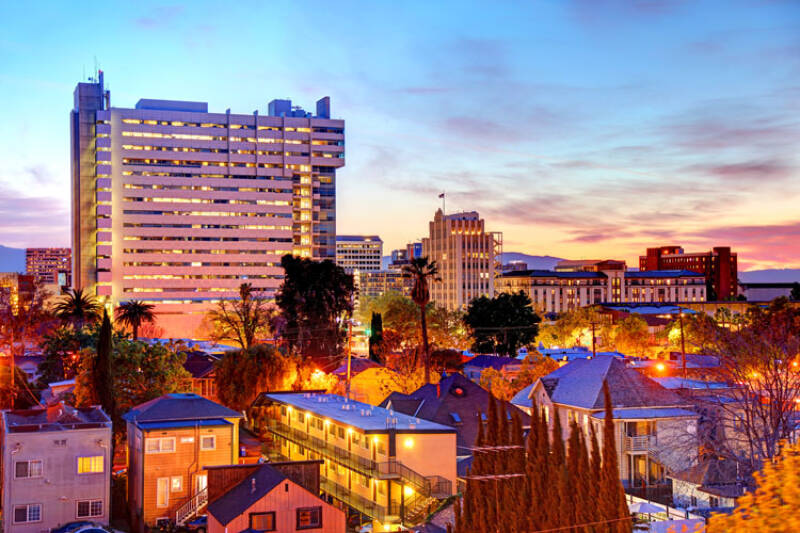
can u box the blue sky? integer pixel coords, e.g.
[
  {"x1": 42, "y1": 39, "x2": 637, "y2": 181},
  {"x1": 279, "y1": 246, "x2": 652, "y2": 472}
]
[{"x1": 0, "y1": 0, "x2": 798, "y2": 269}]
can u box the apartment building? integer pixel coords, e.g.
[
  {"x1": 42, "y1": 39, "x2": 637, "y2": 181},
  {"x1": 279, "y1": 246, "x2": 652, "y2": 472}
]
[
  {"x1": 71, "y1": 72, "x2": 344, "y2": 336},
  {"x1": 496, "y1": 262, "x2": 706, "y2": 315},
  {"x1": 422, "y1": 210, "x2": 502, "y2": 311},
  {"x1": 336, "y1": 235, "x2": 383, "y2": 274},
  {"x1": 1, "y1": 403, "x2": 112, "y2": 533},
  {"x1": 639, "y1": 246, "x2": 737, "y2": 300},
  {"x1": 250, "y1": 392, "x2": 456, "y2": 531},
  {"x1": 25, "y1": 248, "x2": 72, "y2": 286},
  {"x1": 524, "y1": 356, "x2": 699, "y2": 492},
  {"x1": 123, "y1": 393, "x2": 243, "y2": 533}
]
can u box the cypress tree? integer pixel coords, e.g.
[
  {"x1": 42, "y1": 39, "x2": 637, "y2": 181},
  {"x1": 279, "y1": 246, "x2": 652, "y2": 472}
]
[
  {"x1": 567, "y1": 420, "x2": 583, "y2": 528},
  {"x1": 589, "y1": 424, "x2": 603, "y2": 530},
  {"x1": 95, "y1": 310, "x2": 115, "y2": 425},
  {"x1": 525, "y1": 404, "x2": 543, "y2": 532},
  {"x1": 601, "y1": 381, "x2": 631, "y2": 533}
]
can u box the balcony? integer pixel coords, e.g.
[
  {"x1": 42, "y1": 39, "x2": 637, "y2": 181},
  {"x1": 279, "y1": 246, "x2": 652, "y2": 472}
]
[
  {"x1": 320, "y1": 477, "x2": 393, "y2": 523},
  {"x1": 624, "y1": 434, "x2": 657, "y2": 453}
]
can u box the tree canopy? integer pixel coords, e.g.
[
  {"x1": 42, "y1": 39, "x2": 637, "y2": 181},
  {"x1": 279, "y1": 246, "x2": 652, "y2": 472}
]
[
  {"x1": 214, "y1": 344, "x2": 294, "y2": 411},
  {"x1": 205, "y1": 282, "x2": 274, "y2": 349},
  {"x1": 464, "y1": 291, "x2": 541, "y2": 355}
]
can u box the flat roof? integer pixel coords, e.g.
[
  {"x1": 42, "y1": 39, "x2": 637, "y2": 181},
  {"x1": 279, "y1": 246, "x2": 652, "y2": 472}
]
[{"x1": 262, "y1": 392, "x2": 456, "y2": 434}]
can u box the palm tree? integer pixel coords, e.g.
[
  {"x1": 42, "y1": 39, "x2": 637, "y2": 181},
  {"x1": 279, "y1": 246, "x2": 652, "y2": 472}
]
[
  {"x1": 116, "y1": 300, "x2": 156, "y2": 340},
  {"x1": 402, "y1": 256, "x2": 439, "y2": 384},
  {"x1": 53, "y1": 288, "x2": 101, "y2": 329}
]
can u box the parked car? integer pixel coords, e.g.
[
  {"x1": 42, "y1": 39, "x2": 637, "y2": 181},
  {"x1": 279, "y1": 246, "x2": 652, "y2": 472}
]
[{"x1": 182, "y1": 515, "x2": 207, "y2": 533}]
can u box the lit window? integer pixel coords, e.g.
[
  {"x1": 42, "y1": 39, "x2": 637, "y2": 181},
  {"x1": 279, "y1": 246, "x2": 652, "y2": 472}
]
[
  {"x1": 200, "y1": 435, "x2": 216, "y2": 451},
  {"x1": 77, "y1": 499, "x2": 103, "y2": 518},
  {"x1": 171, "y1": 476, "x2": 183, "y2": 492},
  {"x1": 250, "y1": 512, "x2": 276, "y2": 532},
  {"x1": 78, "y1": 456, "x2": 104, "y2": 474}
]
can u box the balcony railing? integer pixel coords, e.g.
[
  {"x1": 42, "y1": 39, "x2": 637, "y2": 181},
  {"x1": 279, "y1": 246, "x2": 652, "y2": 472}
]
[
  {"x1": 624, "y1": 434, "x2": 656, "y2": 452},
  {"x1": 320, "y1": 477, "x2": 393, "y2": 523}
]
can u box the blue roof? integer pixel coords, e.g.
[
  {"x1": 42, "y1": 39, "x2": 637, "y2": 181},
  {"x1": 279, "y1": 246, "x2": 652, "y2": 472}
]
[
  {"x1": 653, "y1": 378, "x2": 728, "y2": 390},
  {"x1": 592, "y1": 408, "x2": 698, "y2": 420},
  {"x1": 123, "y1": 393, "x2": 242, "y2": 424},
  {"x1": 511, "y1": 384, "x2": 534, "y2": 408},
  {"x1": 602, "y1": 304, "x2": 697, "y2": 315},
  {"x1": 261, "y1": 392, "x2": 455, "y2": 433},
  {"x1": 626, "y1": 270, "x2": 705, "y2": 278},
  {"x1": 463, "y1": 355, "x2": 520, "y2": 370},
  {"x1": 137, "y1": 418, "x2": 232, "y2": 430},
  {"x1": 501, "y1": 269, "x2": 606, "y2": 279}
]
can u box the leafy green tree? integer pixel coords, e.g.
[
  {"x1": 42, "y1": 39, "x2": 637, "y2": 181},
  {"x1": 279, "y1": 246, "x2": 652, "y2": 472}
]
[
  {"x1": 608, "y1": 314, "x2": 651, "y2": 356},
  {"x1": 206, "y1": 283, "x2": 274, "y2": 350},
  {"x1": 402, "y1": 257, "x2": 440, "y2": 383},
  {"x1": 53, "y1": 288, "x2": 101, "y2": 328},
  {"x1": 214, "y1": 344, "x2": 293, "y2": 411},
  {"x1": 464, "y1": 291, "x2": 541, "y2": 355},
  {"x1": 276, "y1": 255, "x2": 354, "y2": 366},
  {"x1": 115, "y1": 300, "x2": 155, "y2": 340},
  {"x1": 427, "y1": 305, "x2": 469, "y2": 351}
]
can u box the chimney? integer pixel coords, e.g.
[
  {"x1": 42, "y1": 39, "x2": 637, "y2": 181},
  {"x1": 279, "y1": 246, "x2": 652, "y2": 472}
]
[{"x1": 251, "y1": 478, "x2": 256, "y2": 494}]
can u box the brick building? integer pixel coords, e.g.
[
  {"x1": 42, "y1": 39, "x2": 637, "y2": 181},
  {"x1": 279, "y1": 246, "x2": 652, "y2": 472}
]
[{"x1": 639, "y1": 246, "x2": 737, "y2": 300}]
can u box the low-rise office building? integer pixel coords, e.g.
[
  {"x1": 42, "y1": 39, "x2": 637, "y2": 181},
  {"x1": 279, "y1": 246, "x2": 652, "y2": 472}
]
[
  {"x1": 250, "y1": 392, "x2": 456, "y2": 531},
  {"x1": 336, "y1": 235, "x2": 383, "y2": 274},
  {"x1": 1, "y1": 403, "x2": 112, "y2": 533}
]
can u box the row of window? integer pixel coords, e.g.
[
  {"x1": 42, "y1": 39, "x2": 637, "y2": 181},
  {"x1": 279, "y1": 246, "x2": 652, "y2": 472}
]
[
  {"x1": 145, "y1": 435, "x2": 216, "y2": 453},
  {"x1": 118, "y1": 119, "x2": 342, "y2": 135},
  {"x1": 15, "y1": 456, "x2": 103, "y2": 478},
  {"x1": 249, "y1": 507, "x2": 322, "y2": 531},
  {"x1": 13, "y1": 500, "x2": 103, "y2": 524}
]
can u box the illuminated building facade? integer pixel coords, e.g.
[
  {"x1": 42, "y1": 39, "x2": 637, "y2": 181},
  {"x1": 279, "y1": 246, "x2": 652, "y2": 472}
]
[
  {"x1": 422, "y1": 210, "x2": 502, "y2": 311},
  {"x1": 639, "y1": 246, "x2": 737, "y2": 301},
  {"x1": 25, "y1": 248, "x2": 71, "y2": 286},
  {"x1": 70, "y1": 72, "x2": 344, "y2": 335},
  {"x1": 250, "y1": 392, "x2": 456, "y2": 530},
  {"x1": 335, "y1": 235, "x2": 382, "y2": 274}
]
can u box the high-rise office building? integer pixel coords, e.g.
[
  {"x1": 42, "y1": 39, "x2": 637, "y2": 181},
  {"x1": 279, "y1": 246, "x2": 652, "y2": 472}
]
[
  {"x1": 422, "y1": 210, "x2": 502, "y2": 310},
  {"x1": 70, "y1": 72, "x2": 344, "y2": 335},
  {"x1": 25, "y1": 248, "x2": 71, "y2": 286},
  {"x1": 335, "y1": 235, "x2": 382, "y2": 274}
]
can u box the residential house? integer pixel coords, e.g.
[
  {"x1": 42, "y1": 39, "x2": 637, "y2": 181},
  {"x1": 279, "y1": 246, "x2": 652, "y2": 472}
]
[
  {"x1": 206, "y1": 461, "x2": 345, "y2": 533},
  {"x1": 668, "y1": 457, "x2": 744, "y2": 510},
  {"x1": 124, "y1": 393, "x2": 243, "y2": 533},
  {"x1": 461, "y1": 355, "x2": 521, "y2": 383},
  {"x1": 249, "y1": 392, "x2": 456, "y2": 531},
  {"x1": 380, "y1": 373, "x2": 530, "y2": 456},
  {"x1": 332, "y1": 359, "x2": 403, "y2": 405},
  {"x1": 184, "y1": 351, "x2": 219, "y2": 402},
  {"x1": 526, "y1": 356, "x2": 699, "y2": 494},
  {"x1": 1, "y1": 403, "x2": 112, "y2": 533}
]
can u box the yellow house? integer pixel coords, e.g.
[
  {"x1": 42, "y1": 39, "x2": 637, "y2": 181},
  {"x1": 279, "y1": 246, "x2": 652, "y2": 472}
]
[{"x1": 124, "y1": 393, "x2": 242, "y2": 533}]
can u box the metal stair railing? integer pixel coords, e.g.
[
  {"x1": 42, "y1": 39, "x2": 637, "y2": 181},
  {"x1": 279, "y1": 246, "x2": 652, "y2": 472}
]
[{"x1": 175, "y1": 487, "x2": 208, "y2": 525}]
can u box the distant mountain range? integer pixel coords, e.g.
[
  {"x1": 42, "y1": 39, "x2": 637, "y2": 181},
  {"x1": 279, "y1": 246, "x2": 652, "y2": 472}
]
[
  {"x1": 739, "y1": 269, "x2": 800, "y2": 283},
  {"x1": 0, "y1": 245, "x2": 25, "y2": 273},
  {"x1": 500, "y1": 252, "x2": 564, "y2": 271}
]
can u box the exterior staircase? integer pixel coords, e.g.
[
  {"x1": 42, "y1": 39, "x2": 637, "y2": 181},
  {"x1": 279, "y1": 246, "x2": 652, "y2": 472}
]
[{"x1": 175, "y1": 487, "x2": 209, "y2": 526}]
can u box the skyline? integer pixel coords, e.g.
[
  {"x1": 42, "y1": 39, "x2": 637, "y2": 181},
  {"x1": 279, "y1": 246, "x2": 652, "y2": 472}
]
[{"x1": 1, "y1": 1, "x2": 799, "y2": 270}]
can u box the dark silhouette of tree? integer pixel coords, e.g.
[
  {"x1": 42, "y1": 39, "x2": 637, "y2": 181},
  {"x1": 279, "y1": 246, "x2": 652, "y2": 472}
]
[
  {"x1": 368, "y1": 311, "x2": 383, "y2": 363},
  {"x1": 53, "y1": 288, "x2": 101, "y2": 328},
  {"x1": 95, "y1": 310, "x2": 115, "y2": 434},
  {"x1": 214, "y1": 344, "x2": 292, "y2": 411},
  {"x1": 206, "y1": 283, "x2": 274, "y2": 350},
  {"x1": 276, "y1": 254, "x2": 354, "y2": 367},
  {"x1": 402, "y1": 257, "x2": 439, "y2": 383},
  {"x1": 791, "y1": 282, "x2": 800, "y2": 301},
  {"x1": 464, "y1": 291, "x2": 541, "y2": 355},
  {"x1": 115, "y1": 300, "x2": 155, "y2": 340}
]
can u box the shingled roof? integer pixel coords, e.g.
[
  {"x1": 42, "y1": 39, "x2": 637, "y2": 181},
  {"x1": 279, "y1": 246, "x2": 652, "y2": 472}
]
[
  {"x1": 122, "y1": 393, "x2": 242, "y2": 424},
  {"x1": 207, "y1": 464, "x2": 288, "y2": 526},
  {"x1": 380, "y1": 373, "x2": 529, "y2": 454},
  {"x1": 539, "y1": 356, "x2": 688, "y2": 410}
]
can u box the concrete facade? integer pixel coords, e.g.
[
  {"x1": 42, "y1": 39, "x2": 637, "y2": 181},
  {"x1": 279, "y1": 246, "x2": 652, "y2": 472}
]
[
  {"x1": 1, "y1": 404, "x2": 112, "y2": 533},
  {"x1": 25, "y1": 248, "x2": 71, "y2": 286},
  {"x1": 422, "y1": 210, "x2": 501, "y2": 311},
  {"x1": 70, "y1": 73, "x2": 344, "y2": 336},
  {"x1": 335, "y1": 235, "x2": 382, "y2": 274}
]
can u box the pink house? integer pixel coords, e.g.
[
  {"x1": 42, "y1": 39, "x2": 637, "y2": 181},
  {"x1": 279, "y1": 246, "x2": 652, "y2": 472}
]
[{"x1": 206, "y1": 462, "x2": 345, "y2": 533}]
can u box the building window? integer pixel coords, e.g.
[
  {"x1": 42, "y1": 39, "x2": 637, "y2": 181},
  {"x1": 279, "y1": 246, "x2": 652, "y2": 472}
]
[
  {"x1": 338, "y1": 427, "x2": 345, "y2": 439},
  {"x1": 249, "y1": 511, "x2": 276, "y2": 532},
  {"x1": 171, "y1": 476, "x2": 183, "y2": 492},
  {"x1": 200, "y1": 435, "x2": 216, "y2": 451},
  {"x1": 76, "y1": 499, "x2": 103, "y2": 518},
  {"x1": 78, "y1": 456, "x2": 104, "y2": 474},
  {"x1": 145, "y1": 437, "x2": 176, "y2": 454},
  {"x1": 15, "y1": 460, "x2": 43, "y2": 479},
  {"x1": 13, "y1": 504, "x2": 42, "y2": 523},
  {"x1": 296, "y1": 507, "x2": 322, "y2": 530}
]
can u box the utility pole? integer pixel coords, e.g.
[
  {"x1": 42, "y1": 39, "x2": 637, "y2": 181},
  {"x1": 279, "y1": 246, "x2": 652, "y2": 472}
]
[
  {"x1": 345, "y1": 320, "x2": 353, "y2": 400},
  {"x1": 591, "y1": 321, "x2": 597, "y2": 358}
]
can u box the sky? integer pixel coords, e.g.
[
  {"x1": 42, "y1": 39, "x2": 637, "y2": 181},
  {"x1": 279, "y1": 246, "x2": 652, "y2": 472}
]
[{"x1": 0, "y1": 1, "x2": 798, "y2": 271}]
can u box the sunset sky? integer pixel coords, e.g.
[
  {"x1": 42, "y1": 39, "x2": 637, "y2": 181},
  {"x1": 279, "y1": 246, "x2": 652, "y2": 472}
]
[{"x1": 1, "y1": 1, "x2": 798, "y2": 270}]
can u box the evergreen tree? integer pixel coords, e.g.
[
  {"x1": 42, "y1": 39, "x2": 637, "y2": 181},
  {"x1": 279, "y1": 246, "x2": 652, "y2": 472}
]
[
  {"x1": 95, "y1": 310, "x2": 115, "y2": 426},
  {"x1": 368, "y1": 311, "x2": 384, "y2": 362},
  {"x1": 601, "y1": 381, "x2": 632, "y2": 533}
]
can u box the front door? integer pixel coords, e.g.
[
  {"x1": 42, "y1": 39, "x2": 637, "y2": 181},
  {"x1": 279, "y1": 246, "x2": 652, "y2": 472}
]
[
  {"x1": 195, "y1": 474, "x2": 208, "y2": 495},
  {"x1": 157, "y1": 477, "x2": 170, "y2": 508}
]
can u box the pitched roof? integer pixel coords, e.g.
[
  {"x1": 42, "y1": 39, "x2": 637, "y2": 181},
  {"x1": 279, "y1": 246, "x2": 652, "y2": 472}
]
[
  {"x1": 183, "y1": 351, "x2": 218, "y2": 379},
  {"x1": 669, "y1": 458, "x2": 744, "y2": 499},
  {"x1": 463, "y1": 355, "x2": 520, "y2": 370},
  {"x1": 207, "y1": 464, "x2": 288, "y2": 526},
  {"x1": 122, "y1": 393, "x2": 242, "y2": 424},
  {"x1": 380, "y1": 373, "x2": 529, "y2": 453},
  {"x1": 332, "y1": 358, "x2": 381, "y2": 377},
  {"x1": 539, "y1": 356, "x2": 689, "y2": 410}
]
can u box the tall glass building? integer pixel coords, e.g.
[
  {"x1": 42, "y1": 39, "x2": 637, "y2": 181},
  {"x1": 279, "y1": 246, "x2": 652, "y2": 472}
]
[{"x1": 70, "y1": 72, "x2": 344, "y2": 335}]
